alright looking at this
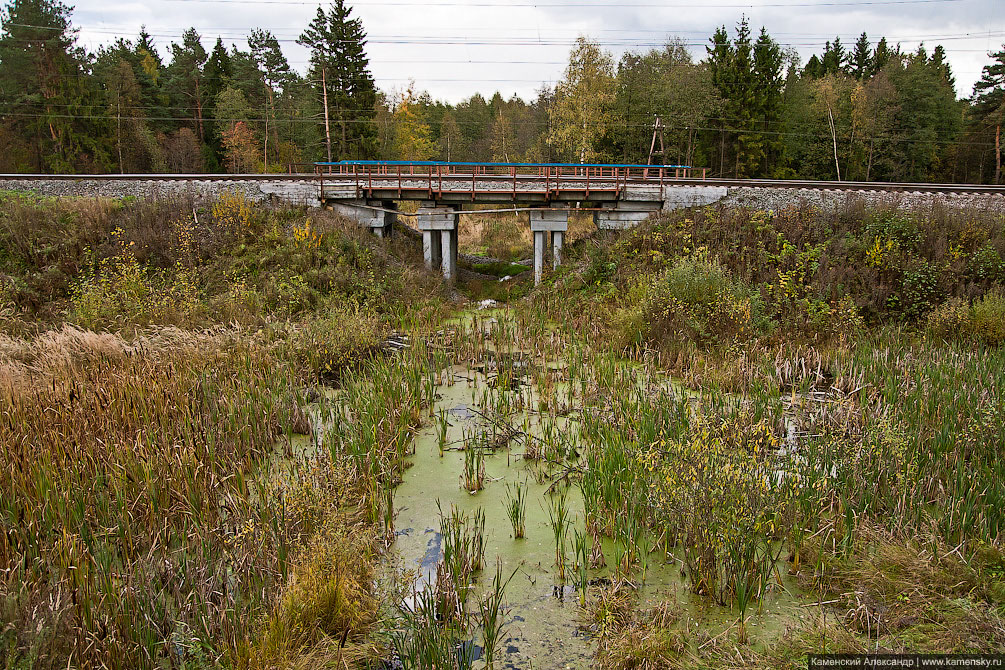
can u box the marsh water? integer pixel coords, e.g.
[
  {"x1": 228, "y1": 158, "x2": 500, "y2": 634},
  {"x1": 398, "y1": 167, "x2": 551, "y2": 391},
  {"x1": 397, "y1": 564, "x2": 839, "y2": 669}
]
[{"x1": 386, "y1": 317, "x2": 811, "y2": 668}]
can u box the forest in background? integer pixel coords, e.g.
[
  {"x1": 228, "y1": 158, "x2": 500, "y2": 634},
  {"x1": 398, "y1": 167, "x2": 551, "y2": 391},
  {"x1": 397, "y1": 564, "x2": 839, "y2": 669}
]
[{"x1": 1, "y1": 0, "x2": 1004, "y2": 182}]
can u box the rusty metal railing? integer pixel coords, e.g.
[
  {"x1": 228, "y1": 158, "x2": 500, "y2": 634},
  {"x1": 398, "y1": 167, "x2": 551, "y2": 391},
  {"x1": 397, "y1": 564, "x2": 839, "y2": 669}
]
[{"x1": 311, "y1": 161, "x2": 707, "y2": 200}]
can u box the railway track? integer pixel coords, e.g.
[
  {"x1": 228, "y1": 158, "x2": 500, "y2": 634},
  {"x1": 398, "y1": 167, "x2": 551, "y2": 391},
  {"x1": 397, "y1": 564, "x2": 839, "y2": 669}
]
[{"x1": 1, "y1": 173, "x2": 1003, "y2": 196}]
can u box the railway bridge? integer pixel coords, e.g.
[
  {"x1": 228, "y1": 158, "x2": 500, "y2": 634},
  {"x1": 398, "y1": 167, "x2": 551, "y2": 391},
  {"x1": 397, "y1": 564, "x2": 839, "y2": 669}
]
[
  {"x1": 3, "y1": 163, "x2": 1004, "y2": 286},
  {"x1": 315, "y1": 160, "x2": 708, "y2": 284}
]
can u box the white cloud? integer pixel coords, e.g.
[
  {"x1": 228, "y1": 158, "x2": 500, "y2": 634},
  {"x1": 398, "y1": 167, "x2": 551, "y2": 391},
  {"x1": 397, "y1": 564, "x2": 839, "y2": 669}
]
[{"x1": 71, "y1": 0, "x2": 1005, "y2": 102}]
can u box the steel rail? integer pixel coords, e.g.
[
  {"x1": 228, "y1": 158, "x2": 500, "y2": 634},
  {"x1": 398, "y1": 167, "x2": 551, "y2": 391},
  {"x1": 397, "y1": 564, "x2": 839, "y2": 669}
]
[{"x1": 1, "y1": 173, "x2": 1004, "y2": 195}]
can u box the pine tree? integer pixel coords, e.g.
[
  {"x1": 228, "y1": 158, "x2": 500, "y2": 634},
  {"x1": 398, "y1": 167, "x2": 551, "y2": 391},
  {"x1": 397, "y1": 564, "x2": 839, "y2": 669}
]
[
  {"x1": 850, "y1": 32, "x2": 872, "y2": 80},
  {"x1": 249, "y1": 28, "x2": 292, "y2": 170},
  {"x1": 0, "y1": 0, "x2": 110, "y2": 171},
  {"x1": 298, "y1": 0, "x2": 378, "y2": 160}
]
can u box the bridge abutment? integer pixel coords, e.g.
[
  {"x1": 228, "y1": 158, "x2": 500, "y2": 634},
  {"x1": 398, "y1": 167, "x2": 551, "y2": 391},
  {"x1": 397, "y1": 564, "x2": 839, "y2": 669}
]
[
  {"x1": 530, "y1": 207, "x2": 569, "y2": 285},
  {"x1": 418, "y1": 204, "x2": 459, "y2": 281},
  {"x1": 330, "y1": 199, "x2": 396, "y2": 236},
  {"x1": 594, "y1": 201, "x2": 662, "y2": 230}
]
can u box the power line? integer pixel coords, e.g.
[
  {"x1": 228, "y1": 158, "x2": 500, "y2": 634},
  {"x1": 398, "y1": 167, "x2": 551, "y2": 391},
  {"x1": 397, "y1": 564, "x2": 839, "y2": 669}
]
[
  {"x1": 103, "y1": 0, "x2": 974, "y2": 6},
  {"x1": 0, "y1": 109, "x2": 996, "y2": 149}
]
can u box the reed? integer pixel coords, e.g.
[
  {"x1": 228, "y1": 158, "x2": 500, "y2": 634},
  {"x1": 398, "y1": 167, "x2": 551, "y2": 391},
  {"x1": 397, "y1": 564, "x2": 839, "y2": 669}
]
[
  {"x1": 477, "y1": 560, "x2": 517, "y2": 670},
  {"x1": 504, "y1": 480, "x2": 528, "y2": 538},
  {"x1": 547, "y1": 489, "x2": 571, "y2": 581},
  {"x1": 462, "y1": 444, "x2": 486, "y2": 492}
]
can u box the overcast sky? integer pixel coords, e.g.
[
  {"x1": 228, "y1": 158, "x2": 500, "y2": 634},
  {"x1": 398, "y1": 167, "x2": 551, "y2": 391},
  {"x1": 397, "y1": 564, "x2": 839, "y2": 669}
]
[{"x1": 70, "y1": 0, "x2": 1004, "y2": 103}]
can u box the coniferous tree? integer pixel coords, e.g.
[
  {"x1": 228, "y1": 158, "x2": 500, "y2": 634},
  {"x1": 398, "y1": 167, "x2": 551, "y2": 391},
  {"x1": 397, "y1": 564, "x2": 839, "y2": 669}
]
[
  {"x1": 203, "y1": 37, "x2": 232, "y2": 159},
  {"x1": 250, "y1": 29, "x2": 292, "y2": 170},
  {"x1": 298, "y1": 0, "x2": 378, "y2": 160},
  {"x1": 872, "y1": 37, "x2": 893, "y2": 76},
  {"x1": 165, "y1": 28, "x2": 208, "y2": 142},
  {"x1": 0, "y1": 0, "x2": 110, "y2": 171},
  {"x1": 803, "y1": 54, "x2": 824, "y2": 78},
  {"x1": 821, "y1": 37, "x2": 847, "y2": 75},
  {"x1": 850, "y1": 32, "x2": 872, "y2": 79},
  {"x1": 706, "y1": 25, "x2": 735, "y2": 175},
  {"x1": 752, "y1": 28, "x2": 785, "y2": 176},
  {"x1": 972, "y1": 46, "x2": 1005, "y2": 183}
]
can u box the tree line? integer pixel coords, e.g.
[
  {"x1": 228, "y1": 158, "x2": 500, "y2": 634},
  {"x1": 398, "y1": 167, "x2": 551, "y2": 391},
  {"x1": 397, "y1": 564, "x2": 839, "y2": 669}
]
[{"x1": 1, "y1": 0, "x2": 1003, "y2": 182}]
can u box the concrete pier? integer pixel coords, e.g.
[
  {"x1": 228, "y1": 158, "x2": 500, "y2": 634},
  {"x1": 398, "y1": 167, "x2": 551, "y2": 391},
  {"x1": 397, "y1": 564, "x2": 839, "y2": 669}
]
[
  {"x1": 417, "y1": 204, "x2": 459, "y2": 280},
  {"x1": 530, "y1": 207, "x2": 569, "y2": 285}
]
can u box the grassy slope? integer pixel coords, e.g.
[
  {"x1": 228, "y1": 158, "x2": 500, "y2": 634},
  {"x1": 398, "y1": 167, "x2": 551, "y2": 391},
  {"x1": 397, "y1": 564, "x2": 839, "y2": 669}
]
[
  {"x1": 0, "y1": 192, "x2": 447, "y2": 669},
  {"x1": 524, "y1": 200, "x2": 1005, "y2": 667}
]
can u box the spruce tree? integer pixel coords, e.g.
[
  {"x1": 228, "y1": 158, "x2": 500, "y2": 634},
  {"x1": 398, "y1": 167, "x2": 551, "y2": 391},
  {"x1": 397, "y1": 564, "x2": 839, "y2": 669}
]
[
  {"x1": 752, "y1": 28, "x2": 785, "y2": 176},
  {"x1": 972, "y1": 46, "x2": 1005, "y2": 183},
  {"x1": 298, "y1": 0, "x2": 377, "y2": 160},
  {"x1": 165, "y1": 28, "x2": 208, "y2": 142},
  {"x1": 803, "y1": 54, "x2": 824, "y2": 78},
  {"x1": 871, "y1": 37, "x2": 892, "y2": 76},
  {"x1": 706, "y1": 25, "x2": 734, "y2": 175},
  {"x1": 204, "y1": 38, "x2": 232, "y2": 105},
  {"x1": 821, "y1": 37, "x2": 846, "y2": 75},
  {"x1": 850, "y1": 32, "x2": 872, "y2": 79}
]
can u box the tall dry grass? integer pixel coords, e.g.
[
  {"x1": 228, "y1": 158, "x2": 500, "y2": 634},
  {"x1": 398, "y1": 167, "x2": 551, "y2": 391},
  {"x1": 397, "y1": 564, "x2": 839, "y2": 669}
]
[{"x1": 0, "y1": 326, "x2": 300, "y2": 668}]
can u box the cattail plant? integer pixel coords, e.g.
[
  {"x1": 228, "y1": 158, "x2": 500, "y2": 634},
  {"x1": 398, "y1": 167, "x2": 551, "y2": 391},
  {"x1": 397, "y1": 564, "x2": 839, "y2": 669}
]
[
  {"x1": 478, "y1": 560, "x2": 516, "y2": 670},
  {"x1": 504, "y1": 481, "x2": 528, "y2": 538},
  {"x1": 547, "y1": 490, "x2": 570, "y2": 581}
]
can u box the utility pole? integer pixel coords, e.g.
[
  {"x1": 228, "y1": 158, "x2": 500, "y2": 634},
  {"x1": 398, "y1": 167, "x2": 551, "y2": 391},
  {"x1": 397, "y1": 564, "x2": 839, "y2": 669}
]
[
  {"x1": 322, "y1": 67, "x2": 333, "y2": 163},
  {"x1": 647, "y1": 115, "x2": 665, "y2": 165},
  {"x1": 646, "y1": 115, "x2": 665, "y2": 178}
]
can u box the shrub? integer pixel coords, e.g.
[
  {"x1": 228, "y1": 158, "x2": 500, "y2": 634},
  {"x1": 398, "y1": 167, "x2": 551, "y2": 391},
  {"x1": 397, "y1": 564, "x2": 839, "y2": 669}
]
[
  {"x1": 291, "y1": 301, "x2": 384, "y2": 381},
  {"x1": 617, "y1": 257, "x2": 763, "y2": 349},
  {"x1": 897, "y1": 260, "x2": 942, "y2": 320},
  {"x1": 926, "y1": 297, "x2": 969, "y2": 341},
  {"x1": 971, "y1": 243, "x2": 1005, "y2": 283},
  {"x1": 864, "y1": 210, "x2": 922, "y2": 251},
  {"x1": 969, "y1": 291, "x2": 1005, "y2": 347},
  {"x1": 927, "y1": 292, "x2": 1005, "y2": 347}
]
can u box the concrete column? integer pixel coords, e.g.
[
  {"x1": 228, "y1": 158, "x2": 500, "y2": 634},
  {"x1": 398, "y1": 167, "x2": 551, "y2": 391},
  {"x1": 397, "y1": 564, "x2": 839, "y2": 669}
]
[
  {"x1": 451, "y1": 228, "x2": 459, "y2": 277},
  {"x1": 417, "y1": 203, "x2": 459, "y2": 280},
  {"x1": 441, "y1": 229, "x2": 457, "y2": 281},
  {"x1": 422, "y1": 230, "x2": 442, "y2": 271},
  {"x1": 374, "y1": 200, "x2": 396, "y2": 237},
  {"x1": 552, "y1": 230, "x2": 564, "y2": 270},
  {"x1": 529, "y1": 206, "x2": 569, "y2": 286},
  {"x1": 533, "y1": 230, "x2": 546, "y2": 286}
]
